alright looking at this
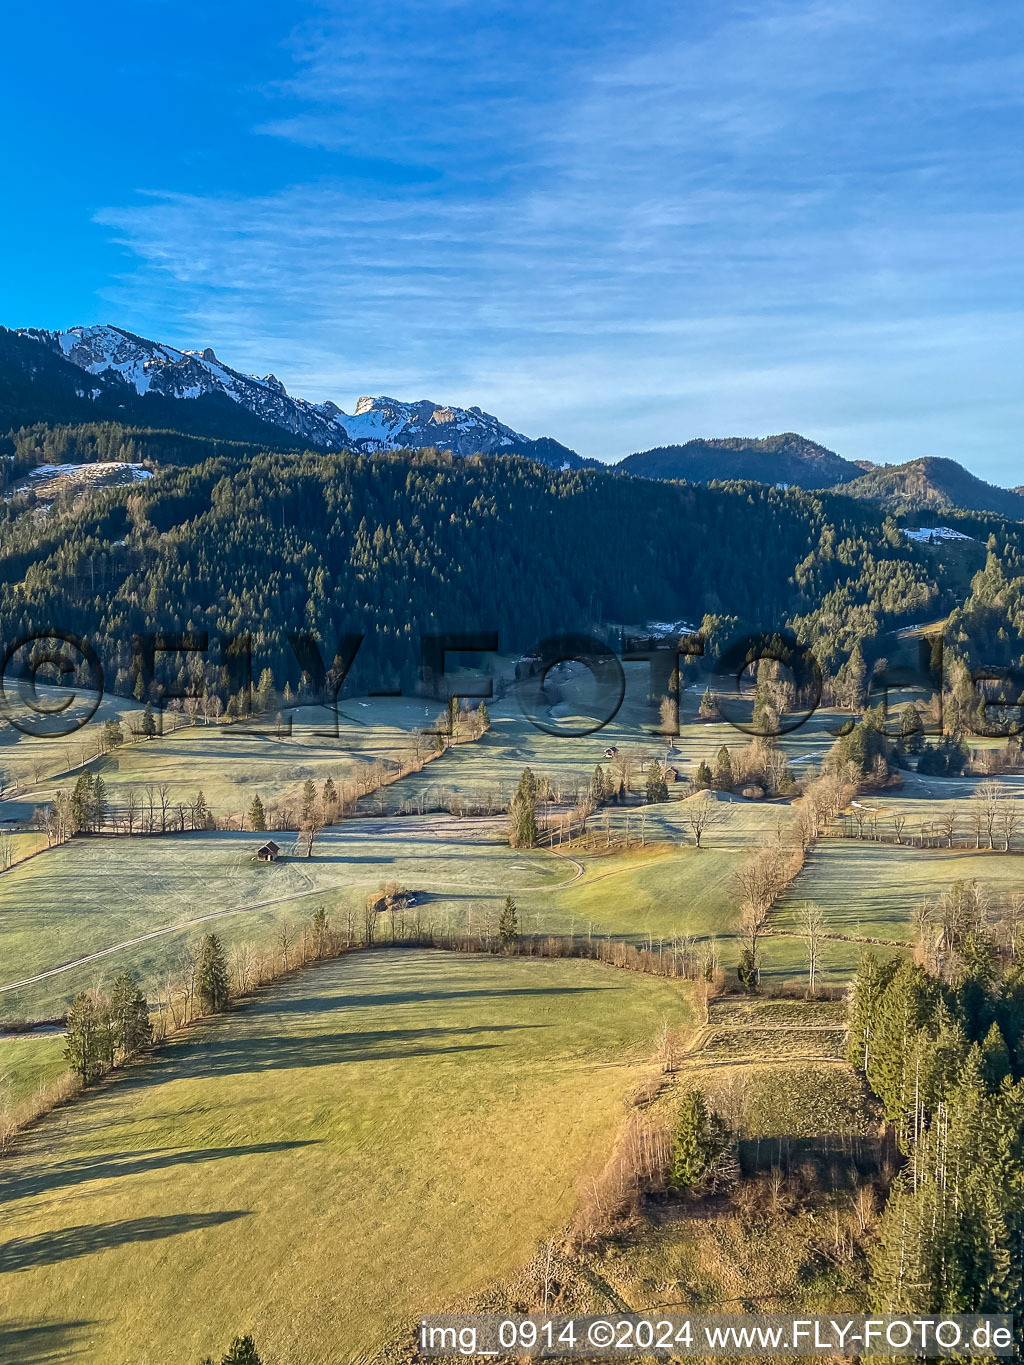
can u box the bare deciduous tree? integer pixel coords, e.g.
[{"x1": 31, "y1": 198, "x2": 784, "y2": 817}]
[
  {"x1": 685, "y1": 791, "x2": 721, "y2": 849},
  {"x1": 800, "y1": 901, "x2": 826, "y2": 995}
]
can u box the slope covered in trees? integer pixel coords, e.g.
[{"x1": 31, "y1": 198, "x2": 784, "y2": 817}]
[
  {"x1": 617, "y1": 433, "x2": 860, "y2": 488},
  {"x1": 838, "y1": 456, "x2": 1024, "y2": 520},
  {"x1": 0, "y1": 427, "x2": 956, "y2": 699}
]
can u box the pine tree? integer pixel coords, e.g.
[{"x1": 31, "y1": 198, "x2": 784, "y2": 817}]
[
  {"x1": 712, "y1": 746, "x2": 733, "y2": 791},
  {"x1": 980, "y1": 1021, "x2": 1011, "y2": 1089},
  {"x1": 508, "y1": 768, "x2": 538, "y2": 848},
  {"x1": 110, "y1": 970, "x2": 152, "y2": 1060},
  {"x1": 300, "y1": 779, "x2": 317, "y2": 826},
  {"x1": 498, "y1": 895, "x2": 519, "y2": 952},
  {"x1": 898, "y1": 705, "x2": 925, "y2": 754},
  {"x1": 698, "y1": 686, "x2": 717, "y2": 720},
  {"x1": 846, "y1": 951, "x2": 901, "y2": 1070},
  {"x1": 255, "y1": 668, "x2": 276, "y2": 715},
  {"x1": 193, "y1": 790, "x2": 210, "y2": 830},
  {"x1": 694, "y1": 760, "x2": 713, "y2": 789},
  {"x1": 92, "y1": 776, "x2": 108, "y2": 830},
  {"x1": 846, "y1": 641, "x2": 866, "y2": 710},
  {"x1": 64, "y1": 991, "x2": 103, "y2": 1084},
  {"x1": 322, "y1": 777, "x2": 338, "y2": 813},
  {"x1": 196, "y1": 934, "x2": 230, "y2": 1014},
  {"x1": 447, "y1": 693, "x2": 461, "y2": 739},
  {"x1": 248, "y1": 795, "x2": 266, "y2": 832},
  {"x1": 591, "y1": 764, "x2": 607, "y2": 804},
  {"x1": 669, "y1": 1090, "x2": 732, "y2": 1190},
  {"x1": 868, "y1": 963, "x2": 939, "y2": 1128},
  {"x1": 142, "y1": 701, "x2": 157, "y2": 739},
  {"x1": 645, "y1": 760, "x2": 669, "y2": 804},
  {"x1": 477, "y1": 701, "x2": 490, "y2": 731},
  {"x1": 311, "y1": 905, "x2": 330, "y2": 957},
  {"x1": 70, "y1": 771, "x2": 93, "y2": 832},
  {"x1": 220, "y1": 1337, "x2": 262, "y2": 1365}
]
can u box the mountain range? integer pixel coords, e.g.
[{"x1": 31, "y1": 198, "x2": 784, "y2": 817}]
[
  {"x1": 2, "y1": 323, "x2": 1021, "y2": 519},
  {"x1": 8, "y1": 325, "x2": 589, "y2": 468}
]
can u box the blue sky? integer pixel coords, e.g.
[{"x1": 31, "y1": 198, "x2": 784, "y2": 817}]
[{"x1": 4, "y1": 0, "x2": 1024, "y2": 479}]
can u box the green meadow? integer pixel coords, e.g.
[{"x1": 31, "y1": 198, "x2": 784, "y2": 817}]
[
  {"x1": 0, "y1": 950, "x2": 693, "y2": 1365},
  {"x1": 0, "y1": 1032, "x2": 66, "y2": 1108},
  {"x1": 0, "y1": 822, "x2": 561, "y2": 1019},
  {"x1": 776, "y1": 839, "x2": 1024, "y2": 940}
]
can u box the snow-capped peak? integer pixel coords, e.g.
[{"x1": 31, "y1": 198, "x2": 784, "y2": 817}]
[
  {"x1": 17, "y1": 323, "x2": 583, "y2": 465},
  {"x1": 339, "y1": 395, "x2": 527, "y2": 454}
]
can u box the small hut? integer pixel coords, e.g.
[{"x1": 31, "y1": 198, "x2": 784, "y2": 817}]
[{"x1": 255, "y1": 840, "x2": 280, "y2": 863}]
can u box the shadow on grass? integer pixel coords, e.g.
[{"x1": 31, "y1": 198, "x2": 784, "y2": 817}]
[
  {"x1": 0, "y1": 1318, "x2": 96, "y2": 1362},
  {"x1": 0, "y1": 1140, "x2": 318, "y2": 1207},
  {"x1": 264, "y1": 983, "x2": 607, "y2": 1015},
  {"x1": 0, "y1": 1210, "x2": 249, "y2": 1273},
  {"x1": 132, "y1": 1024, "x2": 535, "y2": 1085}
]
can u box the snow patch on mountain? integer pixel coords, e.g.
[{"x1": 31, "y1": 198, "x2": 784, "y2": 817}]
[
  {"x1": 341, "y1": 395, "x2": 525, "y2": 454},
  {"x1": 18, "y1": 325, "x2": 557, "y2": 461},
  {"x1": 902, "y1": 526, "x2": 977, "y2": 543}
]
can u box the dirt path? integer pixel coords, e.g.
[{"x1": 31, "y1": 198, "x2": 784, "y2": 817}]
[
  {"x1": 0, "y1": 883, "x2": 340, "y2": 997},
  {"x1": 0, "y1": 836, "x2": 586, "y2": 999}
]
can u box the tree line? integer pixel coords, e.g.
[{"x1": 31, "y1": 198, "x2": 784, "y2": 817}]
[
  {"x1": 848, "y1": 885, "x2": 1024, "y2": 1314},
  {"x1": 0, "y1": 425, "x2": 959, "y2": 705}
]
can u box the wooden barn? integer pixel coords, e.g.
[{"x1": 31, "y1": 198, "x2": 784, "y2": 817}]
[{"x1": 255, "y1": 840, "x2": 280, "y2": 863}]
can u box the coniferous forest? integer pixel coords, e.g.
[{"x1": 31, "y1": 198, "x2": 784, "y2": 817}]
[{"x1": 2, "y1": 420, "x2": 1011, "y2": 703}]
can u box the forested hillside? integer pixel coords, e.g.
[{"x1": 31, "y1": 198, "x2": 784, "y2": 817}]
[
  {"x1": 618, "y1": 433, "x2": 860, "y2": 488},
  {"x1": 0, "y1": 422, "x2": 961, "y2": 700},
  {"x1": 839, "y1": 456, "x2": 1024, "y2": 520}
]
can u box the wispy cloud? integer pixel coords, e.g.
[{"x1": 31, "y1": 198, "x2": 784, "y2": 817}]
[{"x1": 94, "y1": 0, "x2": 1024, "y2": 477}]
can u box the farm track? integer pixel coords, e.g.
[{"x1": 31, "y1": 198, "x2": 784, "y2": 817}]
[{"x1": 0, "y1": 835, "x2": 586, "y2": 997}]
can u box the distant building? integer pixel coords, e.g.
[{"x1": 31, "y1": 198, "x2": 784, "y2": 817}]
[{"x1": 255, "y1": 840, "x2": 280, "y2": 862}]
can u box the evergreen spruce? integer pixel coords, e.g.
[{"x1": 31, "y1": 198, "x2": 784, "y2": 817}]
[
  {"x1": 64, "y1": 991, "x2": 103, "y2": 1084},
  {"x1": 110, "y1": 970, "x2": 152, "y2": 1060},
  {"x1": 669, "y1": 1090, "x2": 733, "y2": 1191},
  {"x1": 508, "y1": 768, "x2": 538, "y2": 848},
  {"x1": 645, "y1": 760, "x2": 669, "y2": 804},
  {"x1": 712, "y1": 746, "x2": 733, "y2": 791},
  {"x1": 498, "y1": 895, "x2": 519, "y2": 952},
  {"x1": 196, "y1": 934, "x2": 230, "y2": 1014},
  {"x1": 248, "y1": 795, "x2": 267, "y2": 832},
  {"x1": 220, "y1": 1337, "x2": 262, "y2": 1365}
]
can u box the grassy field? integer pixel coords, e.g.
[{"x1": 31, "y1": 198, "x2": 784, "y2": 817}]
[
  {"x1": 0, "y1": 694, "x2": 448, "y2": 826},
  {"x1": 0, "y1": 687, "x2": 147, "y2": 810},
  {"x1": 0, "y1": 820, "x2": 562, "y2": 1019},
  {"x1": 468, "y1": 992, "x2": 878, "y2": 1330},
  {"x1": 0, "y1": 949, "x2": 693, "y2": 1364},
  {"x1": 381, "y1": 668, "x2": 843, "y2": 816},
  {"x1": 776, "y1": 839, "x2": 1024, "y2": 939},
  {"x1": 522, "y1": 794, "x2": 792, "y2": 940},
  {"x1": 0, "y1": 1032, "x2": 66, "y2": 1108}
]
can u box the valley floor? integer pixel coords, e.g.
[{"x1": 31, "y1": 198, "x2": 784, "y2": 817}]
[{"x1": 0, "y1": 949, "x2": 693, "y2": 1365}]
